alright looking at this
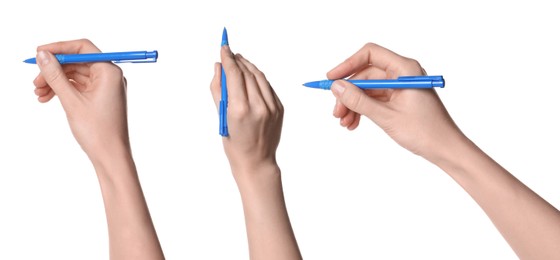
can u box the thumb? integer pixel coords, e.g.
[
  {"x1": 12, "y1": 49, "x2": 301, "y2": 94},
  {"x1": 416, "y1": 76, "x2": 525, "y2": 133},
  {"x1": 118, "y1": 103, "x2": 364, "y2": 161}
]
[
  {"x1": 330, "y1": 80, "x2": 388, "y2": 121},
  {"x1": 36, "y1": 51, "x2": 78, "y2": 104},
  {"x1": 209, "y1": 62, "x2": 222, "y2": 111}
]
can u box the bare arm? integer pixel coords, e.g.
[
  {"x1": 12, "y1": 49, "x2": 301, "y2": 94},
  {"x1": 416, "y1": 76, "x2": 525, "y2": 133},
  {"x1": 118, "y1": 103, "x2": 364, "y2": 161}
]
[
  {"x1": 328, "y1": 42, "x2": 560, "y2": 259},
  {"x1": 435, "y1": 134, "x2": 560, "y2": 260},
  {"x1": 210, "y1": 46, "x2": 302, "y2": 260},
  {"x1": 33, "y1": 39, "x2": 164, "y2": 260}
]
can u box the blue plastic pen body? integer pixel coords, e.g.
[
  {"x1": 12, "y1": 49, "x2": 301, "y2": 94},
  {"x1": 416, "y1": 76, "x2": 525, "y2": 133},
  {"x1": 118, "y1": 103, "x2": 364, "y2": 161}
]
[
  {"x1": 23, "y1": 51, "x2": 158, "y2": 64},
  {"x1": 303, "y1": 76, "x2": 445, "y2": 90},
  {"x1": 219, "y1": 27, "x2": 229, "y2": 136}
]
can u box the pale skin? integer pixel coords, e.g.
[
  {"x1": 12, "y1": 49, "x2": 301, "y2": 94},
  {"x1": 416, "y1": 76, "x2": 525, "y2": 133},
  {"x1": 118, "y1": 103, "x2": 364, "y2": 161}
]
[
  {"x1": 329, "y1": 43, "x2": 560, "y2": 259},
  {"x1": 33, "y1": 39, "x2": 164, "y2": 260},
  {"x1": 210, "y1": 45, "x2": 302, "y2": 260}
]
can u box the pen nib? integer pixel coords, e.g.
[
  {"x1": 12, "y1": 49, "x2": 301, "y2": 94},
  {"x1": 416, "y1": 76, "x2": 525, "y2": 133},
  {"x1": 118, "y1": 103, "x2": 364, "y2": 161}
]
[
  {"x1": 23, "y1": 58, "x2": 37, "y2": 64},
  {"x1": 302, "y1": 82, "x2": 315, "y2": 87},
  {"x1": 303, "y1": 80, "x2": 331, "y2": 90},
  {"x1": 221, "y1": 27, "x2": 229, "y2": 47}
]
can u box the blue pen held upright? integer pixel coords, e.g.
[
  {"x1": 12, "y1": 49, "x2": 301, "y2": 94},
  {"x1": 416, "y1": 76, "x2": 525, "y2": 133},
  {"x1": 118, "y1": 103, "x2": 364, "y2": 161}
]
[{"x1": 219, "y1": 27, "x2": 229, "y2": 136}]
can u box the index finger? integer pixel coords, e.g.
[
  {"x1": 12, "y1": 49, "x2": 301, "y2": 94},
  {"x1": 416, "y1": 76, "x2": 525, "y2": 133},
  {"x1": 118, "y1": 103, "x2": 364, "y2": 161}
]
[
  {"x1": 326, "y1": 43, "x2": 407, "y2": 80},
  {"x1": 37, "y1": 38, "x2": 101, "y2": 54},
  {"x1": 221, "y1": 45, "x2": 248, "y2": 104}
]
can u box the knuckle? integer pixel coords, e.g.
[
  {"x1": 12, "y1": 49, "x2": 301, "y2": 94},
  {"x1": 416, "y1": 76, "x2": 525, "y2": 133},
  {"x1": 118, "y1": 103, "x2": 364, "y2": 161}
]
[
  {"x1": 252, "y1": 103, "x2": 270, "y2": 119},
  {"x1": 78, "y1": 38, "x2": 93, "y2": 45},
  {"x1": 345, "y1": 57, "x2": 355, "y2": 69},
  {"x1": 99, "y1": 63, "x2": 124, "y2": 77},
  {"x1": 277, "y1": 102, "x2": 285, "y2": 115},
  {"x1": 407, "y1": 58, "x2": 421, "y2": 68},
  {"x1": 268, "y1": 106, "x2": 278, "y2": 117},
  {"x1": 254, "y1": 70, "x2": 265, "y2": 79},
  {"x1": 112, "y1": 64, "x2": 124, "y2": 77},
  {"x1": 364, "y1": 42, "x2": 378, "y2": 49},
  {"x1": 402, "y1": 58, "x2": 424, "y2": 74},
  {"x1": 274, "y1": 107, "x2": 284, "y2": 121},
  {"x1": 47, "y1": 69, "x2": 65, "y2": 85},
  {"x1": 344, "y1": 91, "x2": 364, "y2": 111},
  {"x1": 230, "y1": 103, "x2": 250, "y2": 119}
]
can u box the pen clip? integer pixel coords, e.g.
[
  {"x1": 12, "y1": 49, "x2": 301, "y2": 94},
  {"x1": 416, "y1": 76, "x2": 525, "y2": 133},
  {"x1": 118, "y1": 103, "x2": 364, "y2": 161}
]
[
  {"x1": 397, "y1": 76, "x2": 443, "y2": 81},
  {"x1": 114, "y1": 50, "x2": 158, "y2": 63},
  {"x1": 114, "y1": 57, "x2": 157, "y2": 63},
  {"x1": 397, "y1": 75, "x2": 445, "y2": 88}
]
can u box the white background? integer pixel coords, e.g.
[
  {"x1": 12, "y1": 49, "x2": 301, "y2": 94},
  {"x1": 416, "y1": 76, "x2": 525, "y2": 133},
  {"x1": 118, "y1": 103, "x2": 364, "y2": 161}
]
[{"x1": 1, "y1": 0, "x2": 559, "y2": 259}]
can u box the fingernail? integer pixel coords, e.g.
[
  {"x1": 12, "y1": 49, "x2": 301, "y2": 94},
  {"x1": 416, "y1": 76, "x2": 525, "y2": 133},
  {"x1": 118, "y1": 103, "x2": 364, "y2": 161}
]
[
  {"x1": 37, "y1": 51, "x2": 49, "y2": 66},
  {"x1": 331, "y1": 81, "x2": 346, "y2": 96}
]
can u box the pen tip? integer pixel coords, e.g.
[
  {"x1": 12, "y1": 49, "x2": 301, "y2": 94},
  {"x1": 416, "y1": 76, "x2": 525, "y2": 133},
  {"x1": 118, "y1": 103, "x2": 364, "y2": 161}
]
[
  {"x1": 23, "y1": 58, "x2": 36, "y2": 64},
  {"x1": 302, "y1": 80, "x2": 331, "y2": 90},
  {"x1": 221, "y1": 27, "x2": 229, "y2": 47},
  {"x1": 303, "y1": 81, "x2": 321, "y2": 88}
]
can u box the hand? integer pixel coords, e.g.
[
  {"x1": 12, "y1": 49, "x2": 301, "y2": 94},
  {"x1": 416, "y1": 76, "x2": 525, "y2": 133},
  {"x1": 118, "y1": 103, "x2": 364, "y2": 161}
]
[
  {"x1": 32, "y1": 39, "x2": 164, "y2": 260},
  {"x1": 210, "y1": 47, "x2": 301, "y2": 260},
  {"x1": 329, "y1": 43, "x2": 464, "y2": 163},
  {"x1": 210, "y1": 46, "x2": 284, "y2": 175},
  {"x1": 330, "y1": 43, "x2": 560, "y2": 260},
  {"x1": 33, "y1": 39, "x2": 130, "y2": 165}
]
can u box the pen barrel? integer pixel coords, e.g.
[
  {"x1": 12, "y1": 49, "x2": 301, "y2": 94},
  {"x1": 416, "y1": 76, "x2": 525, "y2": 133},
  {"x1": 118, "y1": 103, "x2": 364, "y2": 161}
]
[
  {"x1": 54, "y1": 51, "x2": 154, "y2": 64},
  {"x1": 219, "y1": 64, "x2": 229, "y2": 136},
  {"x1": 303, "y1": 76, "x2": 444, "y2": 90},
  {"x1": 348, "y1": 78, "x2": 444, "y2": 88}
]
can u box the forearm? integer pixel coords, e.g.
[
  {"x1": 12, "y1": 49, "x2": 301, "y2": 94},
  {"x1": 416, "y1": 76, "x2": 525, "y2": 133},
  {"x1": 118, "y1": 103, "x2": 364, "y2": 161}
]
[
  {"x1": 233, "y1": 163, "x2": 302, "y2": 260},
  {"x1": 93, "y1": 148, "x2": 164, "y2": 260},
  {"x1": 435, "y1": 136, "x2": 560, "y2": 259}
]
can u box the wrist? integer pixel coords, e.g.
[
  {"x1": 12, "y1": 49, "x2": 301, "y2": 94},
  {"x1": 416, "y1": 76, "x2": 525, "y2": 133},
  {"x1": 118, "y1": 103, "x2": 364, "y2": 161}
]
[
  {"x1": 428, "y1": 134, "x2": 485, "y2": 179},
  {"x1": 229, "y1": 157, "x2": 280, "y2": 179},
  {"x1": 89, "y1": 143, "x2": 137, "y2": 181},
  {"x1": 418, "y1": 125, "x2": 471, "y2": 166},
  {"x1": 232, "y1": 162, "x2": 288, "y2": 220},
  {"x1": 230, "y1": 159, "x2": 282, "y2": 191}
]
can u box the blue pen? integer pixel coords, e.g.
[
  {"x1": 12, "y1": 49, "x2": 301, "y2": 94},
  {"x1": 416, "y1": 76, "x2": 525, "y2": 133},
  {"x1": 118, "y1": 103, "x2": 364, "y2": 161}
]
[
  {"x1": 303, "y1": 76, "x2": 445, "y2": 90},
  {"x1": 23, "y1": 51, "x2": 158, "y2": 64},
  {"x1": 219, "y1": 27, "x2": 229, "y2": 136}
]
